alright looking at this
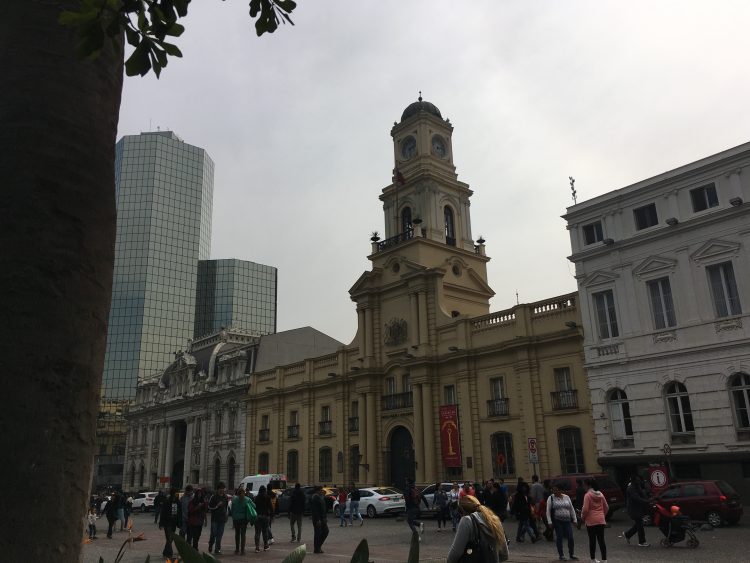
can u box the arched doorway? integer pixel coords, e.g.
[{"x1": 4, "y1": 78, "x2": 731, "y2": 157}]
[{"x1": 389, "y1": 426, "x2": 415, "y2": 490}]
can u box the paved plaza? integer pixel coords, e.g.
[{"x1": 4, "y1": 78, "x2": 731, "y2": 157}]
[{"x1": 81, "y1": 510, "x2": 750, "y2": 563}]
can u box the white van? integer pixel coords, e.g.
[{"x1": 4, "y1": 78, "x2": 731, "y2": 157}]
[{"x1": 238, "y1": 474, "x2": 287, "y2": 498}]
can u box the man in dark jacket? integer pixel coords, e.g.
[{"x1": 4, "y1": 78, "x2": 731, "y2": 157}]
[
  {"x1": 289, "y1": 483, "x2": 306, "y2": 542},
  {"x1": 159, "y1": 487, "x2": 181, "y2": 558},
  {"x1": 405, "y1": 478, "x2": 429, "y2": 540},
  {"x1": 623, "y1": 475, "x2": 651, "y2": 547},
  {"x1": 104, "y1": 492, "x2": 119, "y2": 538},
  {"x1": 208, "y1": 483, "x2": 228, "y2": 554},
  {"x1": 487, "y1": 482, "x2": 508, "y2": 521},
  {"x1": 310, "y1": 486, "x2": 329, "y2": 554}
]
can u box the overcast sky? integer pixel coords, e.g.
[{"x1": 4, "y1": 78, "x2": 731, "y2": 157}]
[{"x1": 118, "y1": 1, "x2": 750, "y2": 344}]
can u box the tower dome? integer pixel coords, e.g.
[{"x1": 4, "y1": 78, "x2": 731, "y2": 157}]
[{"x1": 400, "y1": 95, "x2": 442, "y2": 122}]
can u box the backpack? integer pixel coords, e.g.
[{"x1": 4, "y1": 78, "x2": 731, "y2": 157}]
[{"x1": 459, "y1": 513, "x2": 507, "y2": 563}]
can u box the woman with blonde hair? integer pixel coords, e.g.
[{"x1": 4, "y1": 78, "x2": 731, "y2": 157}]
[{"x1": 446, "y1": 495, "x2": 509, "y2": 562}]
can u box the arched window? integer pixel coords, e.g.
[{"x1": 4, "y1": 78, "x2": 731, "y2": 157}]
[
  {"x1": 139, "y1": 463, "x2": 145, "y2": 488},
  {"x1": 319, "y1": 447, "x2": 332, "y2": 482},
  {"x1": 558, "y1": 427, "x2": 585, "y2": 474},
  {"x1": 665, "y1": 382, "x2": 694, "y2": 434},
  {"x1": 258, "y1": 452, "x2": 269, "y2": 474},
  {"x1": 444, "y1": 206, "x2": 455, "y2": 246},
  {"x1": 213, "y1": 457, "x2": 221, "y2": 491},
  {"x1": 401, "y1": 206, "x2": 412, "y2": 235},
  {"x1": 227, "y1": 456, "x2": 236, "y2": 490},
  {"x1": 608, "y1": 389, "x2": 633, "y2": 446},
  {"x1": 287, "y1": 450, "x2": 299, "y2": 481},
  {"x1": 490, "y1": 432, "x2": 515, "y2": 477},
  {"x1": 730, "y1": 373, "x2": 750, "y2": 430}
]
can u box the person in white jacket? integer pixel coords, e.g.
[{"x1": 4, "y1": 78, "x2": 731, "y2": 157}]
[{"x1": 546, "y1": 483, "x2": 579, "y2": 561}]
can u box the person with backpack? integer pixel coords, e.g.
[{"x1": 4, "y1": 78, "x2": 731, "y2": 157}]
[
  {"x1": 405, "y1": 478, "x2": 429, "y2": 541},
  {"x1": 230, "y1": 487, "x2": 255, "y2": 555},
  {"x1": 433, "y1": 484, "x2": 449, "y2": 531},
  {"x1": 158, "y1": 487, "x2": 181, "y2": 559},
  {"x1": 446, "y1": 495, "x2": 509, "y2": 562},
  {"x1": 207, "y1": 482, "x2": 229, "y2": 555},
  {"x1": 289, "y1": 483, "x2": 305, "y2": 542},
  {"x1": 349, "y1": 483, "x2": 364, "y2": 526},
  {"x1": 253, "y1": 485, "x2": 273, "y2": 552}
]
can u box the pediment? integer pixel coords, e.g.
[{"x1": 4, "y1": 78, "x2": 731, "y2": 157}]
[
  {"x1": 633, "y1": 255, "x2": 677, "y2": 279},
  {"x1": 580, "y1": 270, "x2": 619, "y2": 288},
  {"x1": 690, "y1": 239, "x2": 741, "y2": 265},
  {"x1": 349, "y1": 268, "x2": 383, "y2": 296}
]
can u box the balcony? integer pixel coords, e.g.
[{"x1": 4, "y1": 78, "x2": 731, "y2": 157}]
[
  {"x1": 377, "y1": 228, "x2": 414, "y2": 252},
  {"x1": 258, "y1": 428, "x2": 270, "y2": 443},
  {"x1": 551, "y1": 390, "x2": 578, "y2": 410},
  {"x1": 382, "y1": 391, "x2": 413, "y2": 411},
  {"x1": 487, "y1": 398, "x2": 509, "y2": 417},
  {"x1": 319, "y1": 420, "x2": 332, "y2": 436},
  {"x1": 348, "y1": 417, "x2": 359, "y2": 432},
  {"x1": 287, "y1": 425, "x2": 300, "y2": 439}
]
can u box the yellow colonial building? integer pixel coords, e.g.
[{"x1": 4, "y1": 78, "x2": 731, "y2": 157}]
[{"x1": 245, "y1": 98, "x2": 596, "y2": 487}]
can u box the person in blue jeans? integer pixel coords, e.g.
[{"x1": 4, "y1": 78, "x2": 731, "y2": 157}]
[
  {"x1": 208, "y1": 483, "x2": 228, "y2": 554},
  {"x1": 546, "y1": 483, "x2": 579, "y2": 561},
  {"x1": 514, "y1": 490, "x2": 539, "y2": 543}
]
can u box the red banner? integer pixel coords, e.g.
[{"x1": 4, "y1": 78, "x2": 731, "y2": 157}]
[{"x1": 439, "y1": 405, "x2": 462, "y2": 467}]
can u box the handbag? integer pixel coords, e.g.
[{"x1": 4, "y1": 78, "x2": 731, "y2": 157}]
[{"x1": 246, "y1": 498, "x2": 257, "y2": 525}]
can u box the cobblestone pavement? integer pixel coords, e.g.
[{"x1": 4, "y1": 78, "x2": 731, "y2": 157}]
[{"x1": 82, "y1": 510, "x2": 749, "y2": 562}]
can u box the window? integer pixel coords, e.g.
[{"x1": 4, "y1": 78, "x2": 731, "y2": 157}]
[
  {"x1": 289, "y1": 410, "x2": 299, "y2": 426},
  {"x1": 683, "y1": 483, "x2": 706, "y2": 497},
  {"x1": 337, "y1": 451, "x2": 344, "y2": 474},
  {"x1": 321, "y1": 406, "x2": 331, "y2": 421},
  {"x1": 258, "y1": 452, "x2": 269, "y2": 474},
  {"x1": 558, "y1": 427, "x2": 585, "y2": 474},
  {"x1": 633, "y1": 203, "x2": 658, "y2": 230},
  {"x1": 690, "y1": 183, "x2": 718, "y2": 212},
  {"x1": 665, "y1": 382, "x2": 694, "y2": 434},
  {"x1": 490, "y1": 432, "x2": 515, "y2": 476},
  {"x1": 402, "y1": 374, "x2": 411, "y2": 393},
  {"x1": 401, "y1": 206, "x2": 412, "y2": 234},
  {"x1": 227, "y1": 456, "x2": 236, "y2": 489},
  {"x1": 490, "y1": 377, "x2": 505, "y2": 399},
  {"x1": 647, "y1": 277, "x2": 676, "y2": 329},
  {"x1": 444, "y1": 206, "x2": 455, "y2": 245},
  {"x1": 139, "y1": 464, "x2": 145, "y2": 487},
  {"x1": 287, "y1": 450, "x2": 299, "y2": 481},
  {"x1": 351, "y1": 401, "x2": 359, "y2": 418},
  {"x1": 592, "y1": 290, "x2": 619, "y2": 339},
  {"x1": 319, "y1": 447, "x2": 332, "y2": 482},
  {"x1": 609, "y1": 389, "x2": 633, "y2": 440},
  {"x1": 349, "y1": 445, "x2": 360, "y2": 481},
  {"x1": 261, "y1": 414, "x2": 269, "y2": 430},
  {"x1": 707, "y1": 262, "x2": 742, "y2": 317},
  {"x1": 730, "y1": 373, "x2": 750, "y2": 430},
  {"x1": 554, "y1": 367, "x2": 573, "y2": 391},
  {"x1": 582, "y1": 221, "x2": 604, "y2": 245},
  {"x1": 215, "y1": 411, "x2": 223, "y2": 435},
  {"x1": 444, "y1": 385, "x2": 456, "y2": 405},
  {"x1": 385, "y1": 377, "x2": 396, "y2": 395}
]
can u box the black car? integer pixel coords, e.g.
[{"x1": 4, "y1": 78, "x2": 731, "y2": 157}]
[{"x1": 276, "y1": 486, "x2": 315, "y2": 515}]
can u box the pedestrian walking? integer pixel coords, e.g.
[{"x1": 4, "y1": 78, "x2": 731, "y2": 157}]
[
  {"x1": 405, "y1": 478, "x2": 429, "y2": 541},
  {"x1": 349, "y1": 483, "x2": 364, "y2": 526},
  {"x1": 253, "y1": 485, "x2": 273, "y2": 552},
  {"x1": 87, "y1": 507, "x2": 97, "y2": 540},
  {"x1": 268, "y1": 489, "x2": 277, "y2": 544},
  {"x1": 187, "y1": 488, "x2": 207, "y2": 549},
  {"x1": 448, "y1": 482, "x2": 461, "y2": 531},
  {"x1": 621, "y1": 475, "x2": 651, "y2": 547},
  {"x1": 230, "y1": 487, "x2": 254, "y2": 555},
  {"x1": 514, "y1": 489, "x2": 539, "y2": 544},
  {"x1": 124, "y1": 494, "x2": 133, "y2": 529},
  {"x1": 116, "y1": 491, "x2": 126, "y2": 531},
  {"x1": 546, "y1": 482, "x2": 579, "y2": 561},
  {"x1": 158, "y1": 487, "x2": 181, "y2": 559},
  {"x1": 338, "y1": 488, "x2": 349, "y2": 527},
  {"x1": 446, "y1": 495, "x2": 509, "y2": 563},
  {"x1": 581, "y1": 478, "x2": 609, "y2": 563},
  {"x1": 433, "y1": 483, "x2": 449, "y2": 531},
  {"x1": 105, "y1": 492, "x2": 119, "y2": 538},
  {"x1": 207, "y1": 482, "x2": 229, "y2": 554},
  {"x1": 153, "y1": 490, "x2": 164, "y2": 524},
  {"x1": 311, "y1": 485, "x2": 329, "y2": 554},
  {"x1": 289, "y1": 483, "x2": 305, "y2": 542},
  {"x1": 179, "y1": 484, "x2": 194, "y2": 542},
  {"x1": 487, "y1": 482, "x2": 507, "y2": 522}
]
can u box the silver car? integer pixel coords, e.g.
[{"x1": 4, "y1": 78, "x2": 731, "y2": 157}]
[{"x1": 333, "y1": 487, "x2": 405, "y2": 518}]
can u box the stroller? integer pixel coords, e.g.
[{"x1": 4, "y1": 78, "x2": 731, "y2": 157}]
[{"x1": 653, "y1": 504, "x2": 699, "y2": 548}]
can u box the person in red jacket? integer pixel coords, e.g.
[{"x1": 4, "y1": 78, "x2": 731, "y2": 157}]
[
  {"x1": 581, "y1": 479, "x2": 609, "y2": 563},
  {"x1": 187, "y1": 489, "x2": 208, "y2": 549}
]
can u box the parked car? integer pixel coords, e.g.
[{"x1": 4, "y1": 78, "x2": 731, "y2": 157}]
[
  {"x1": 333, "y1": 487, "x2": 405, "y2": 518},
  {"x1": 420, "y1": 482, "x2": 461, "y2": 516},
  {"x1": 652, "y1": 480, "x2": 742, "y2": 527},
  {"x1": 546, "y1": 474, "x2": 624, "y2": 518},
  {"x1": 131, "y1": 491, "x2": 159, "y2": 512},
  {"x1": 276, "y1": 486, "x2": 316, "y2": 515}
]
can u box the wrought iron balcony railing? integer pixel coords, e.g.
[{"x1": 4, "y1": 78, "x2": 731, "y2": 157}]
[
  {"x1": 487, "y1": 398, "x2": 509, "y2": 417},
  {"x1": 382, "y1": 391, "x2": 413, "y2": 411},
  {"x1": 551, "y1": 390, "x2": 578, "y2": 410}
]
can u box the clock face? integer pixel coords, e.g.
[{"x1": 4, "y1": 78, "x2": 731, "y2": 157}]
[
  {"x1": 431, "y1": 135, "x2": 446, "y2": 158},
  {"x1": 401, "y1": 136, "x2": 417, "y2": 160}
]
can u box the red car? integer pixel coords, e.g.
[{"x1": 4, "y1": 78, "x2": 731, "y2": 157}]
[
  {"x1": 546, "y1": 473, "x2": 624, "y2": 518},
  {"x1": 653, "y1": 480, "x2": 742, "y2": 527}
]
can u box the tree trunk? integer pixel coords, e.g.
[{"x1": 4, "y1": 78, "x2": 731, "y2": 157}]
[{"x1": 0, "y1": 1, "x2": 123, "y2": 560}]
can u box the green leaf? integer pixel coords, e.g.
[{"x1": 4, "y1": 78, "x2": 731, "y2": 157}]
[
  {"x1": 125, "y1": 41, "x2": 151, "y2": 76},
  {"x1": 349, "y1": 538, "x2": 369, "y2": 563},
  {"x1": 125, "y1": 25, "x2": 140, "y2": 46},
  {"x1": 407, "y1": 530, "x2": 420, "y2": 563},
  {"x1": 162, "y1": 41, "x2": 183, "y2": 57},
  {"x1": 174, "y1": 0, "x2": 190, "y2": 17},
  {"x1": 165, "y1": 22, "x2": 185, "y2": 36},
  {"x1": 281, "y1": 543, "x2": 307, "y2": 563},
  {"x1": 276, "y1": 0, "x2": 297, "y2": 11},
  {"x1": 174, "y1": 534, "x2": 207, "y2": 563}
]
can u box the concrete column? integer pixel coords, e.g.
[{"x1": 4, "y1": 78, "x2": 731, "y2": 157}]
[
  {"x1": 359, "y1": 392, "x2": 367, "y2": 481},
  {"x1": 418, "y1": 292, "x2": 429, "y2": 345},
  {"x1": 358, "y1": 309, "x2": 367, "y2": 357},
  {"x1": 413, "y1": 384, "x2": 425, "y2": 483},
  {"x1": 158, "y1": 424, "x2": 167, "y2": 478},
  {"x1": 409, "y1": 293, "x2": 419, "y2": 347},
  {"x1": 200, "y1": 417, "x2": 209, "y2": 483},
  {"x1": 164, "y1": 422, "x2": 175, "y2": 484},
  {"x1": 144, "y1": 424, "x2": 154, "y2": 488},
  {"x1": 183, "y1": 418, "x2": 193, "y2": 487},
  {"x1": 366, "y1": 392, "x2": 377, "y2": 485},
  {"x1": 364, "y1": 308, "x2": 374, "y2": 358},
  {"x1": 421, "y1": 383, "x2": 436, "y2": 484}
]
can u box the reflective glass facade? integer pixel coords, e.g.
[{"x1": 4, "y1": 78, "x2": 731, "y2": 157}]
[{"x1": 194, "y1": 259, "x2": 278, "y2": 338}]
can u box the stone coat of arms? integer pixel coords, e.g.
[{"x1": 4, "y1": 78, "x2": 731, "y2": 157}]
[{"x1": 384, "y1": 318, "x2": 408, "y2": 346}]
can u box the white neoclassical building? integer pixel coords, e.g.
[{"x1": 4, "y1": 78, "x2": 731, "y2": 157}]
[
  {"x1": 123, "y1": 327, "x2": 341, "y2": 492},
  {"x1": 564, "y1": 142, "x2": 750, "y2": 503}
]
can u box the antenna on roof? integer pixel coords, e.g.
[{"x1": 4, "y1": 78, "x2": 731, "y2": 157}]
[
  {"x1": 569, "y1": 176, "x2": 577, "y2": 204},
  {"x1": 418, "y1": 90, "x2": 422, "y2": 102}
]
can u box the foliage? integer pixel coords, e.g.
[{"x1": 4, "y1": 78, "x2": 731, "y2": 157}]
[
  {"x1": 350, "y1": 538, "x2": 369, "y2": 563},
  {"x1": 174, "y1": 534, "x2": 220, "y2": 562},
  {"x1": 282, "y1": 543, "x2": 307, "y2": 562},
  {"x1": 407, "y1": 530, "x2": 420, "y2": 563},
  {"x1": 59, "y1": 0, "x2": 297, "y2": 78}
]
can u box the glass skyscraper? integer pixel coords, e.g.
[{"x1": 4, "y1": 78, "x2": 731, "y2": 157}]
[
  {"x1": 194, "y1": 259, "x2": 278, "y2": 338},
  {"x1": 95, "y1": 131, "x2": 214, "y2": 488}
]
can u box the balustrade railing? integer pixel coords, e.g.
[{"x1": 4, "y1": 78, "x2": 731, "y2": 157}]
[
  {"x1": 382, "y1": 391, "x2": 413, "y2": 411},
  {"x1": 258, "y1": 428, "x2": 270, "y2": 442},
  {"x1": 487, "y1": 398, "x2": 509, "y2": 417},
  {"x1": 319, "y1": 420, "x2": 333, "y2": 435},
  {"x1": 287, "y1": 425, "x2": 300, "y2": 439},
  {"x1": 551, "y1": 390, "x2": 578, "y2": 410},
  {"x1": 348, "y1": 417, "x2": 359, "y2": 432},
  {"x1": 377, "y1": 229, "x2": 414, "y2": 252}
]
